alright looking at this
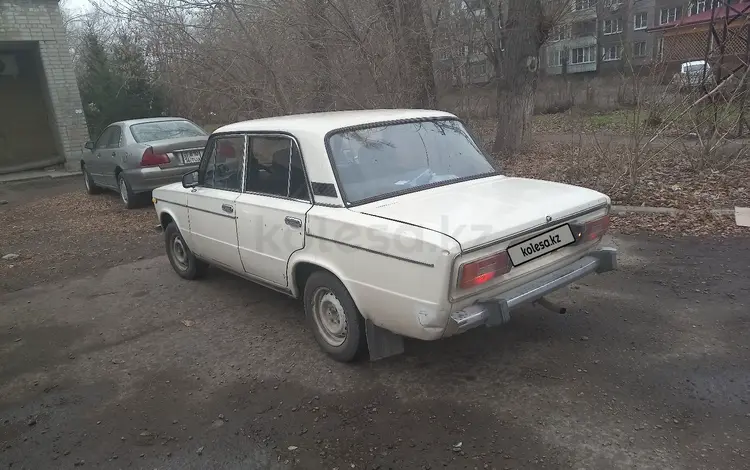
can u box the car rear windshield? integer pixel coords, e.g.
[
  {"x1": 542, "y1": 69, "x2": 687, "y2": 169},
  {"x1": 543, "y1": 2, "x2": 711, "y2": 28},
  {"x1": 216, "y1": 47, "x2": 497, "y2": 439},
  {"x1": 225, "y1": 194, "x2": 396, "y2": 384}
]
[
  {"x1": 130, "y1": 120, "x2": 207, "y2": 143},
  {"x1": 327, "y1": 119, "x2": 496, "y2": 204}
]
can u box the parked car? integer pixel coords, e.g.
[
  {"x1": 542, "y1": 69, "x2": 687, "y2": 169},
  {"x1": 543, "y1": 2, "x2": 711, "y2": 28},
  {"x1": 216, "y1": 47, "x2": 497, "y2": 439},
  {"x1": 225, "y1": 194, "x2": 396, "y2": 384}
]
[
  {"x1": 81, "y1": 117, "x2": 209, "y2": 208},
  {"x1": 152, "y1": 109, "x2": 617, "y2": 362},
  {"x1": 673, "y1": 60, "x2": 715, "y2": 90}
]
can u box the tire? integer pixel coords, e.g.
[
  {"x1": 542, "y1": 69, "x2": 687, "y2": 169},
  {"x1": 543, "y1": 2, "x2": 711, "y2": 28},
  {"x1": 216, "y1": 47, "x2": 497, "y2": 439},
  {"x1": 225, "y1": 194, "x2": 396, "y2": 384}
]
[
  {"x1": 303, "y1": 271, "x2": 366, "y2": 362},
  {"x1": 82, "y1": 164, "x2": 101, "y2": 195},
  {"x1": 165, "y1": 222, "x2": 209, "y2": 280},
  {"x1": 117, "y1": 173, "x2": 143, "y2": 209}
]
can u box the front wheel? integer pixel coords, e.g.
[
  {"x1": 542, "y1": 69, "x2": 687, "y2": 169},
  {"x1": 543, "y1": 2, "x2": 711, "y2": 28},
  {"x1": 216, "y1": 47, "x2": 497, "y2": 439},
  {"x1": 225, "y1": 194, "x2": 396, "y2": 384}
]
[
  {"x1": 165, "y1": 222, "x2": 209, "y2": 280},
  {"x1": 82, "y1": 164, "x2": 101, "y2": 195},
  {"x1": 303, "y1": 271, "x2": 366, "y2": 362}
]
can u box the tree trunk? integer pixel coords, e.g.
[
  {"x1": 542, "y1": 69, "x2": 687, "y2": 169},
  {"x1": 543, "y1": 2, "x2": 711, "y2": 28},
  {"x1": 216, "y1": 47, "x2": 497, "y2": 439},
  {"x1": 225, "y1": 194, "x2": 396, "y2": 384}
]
[
  {"x1": 305, "y1": 0, "x2": 332, "y2": 111},
  {"x1": 493, "y1": 0, "x2": 544, "y2": 156},
  {"x1": 401, "y1": 0, "x2": 437, "y2": 108},
  {"x1": 377, "y1": 0, "x2": 436, "y2": 108}
]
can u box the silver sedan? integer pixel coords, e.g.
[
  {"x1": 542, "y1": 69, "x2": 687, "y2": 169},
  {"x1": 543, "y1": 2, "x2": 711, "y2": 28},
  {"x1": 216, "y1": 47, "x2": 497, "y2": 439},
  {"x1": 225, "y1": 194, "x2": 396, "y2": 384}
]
[{"x1": 81, "y1": 117, "x2": 209, "y2": 208}]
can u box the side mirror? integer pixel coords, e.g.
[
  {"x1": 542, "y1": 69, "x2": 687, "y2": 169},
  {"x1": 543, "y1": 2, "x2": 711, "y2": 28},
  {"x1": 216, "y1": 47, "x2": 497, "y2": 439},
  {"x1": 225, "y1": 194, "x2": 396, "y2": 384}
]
[
  {"x1": 84, "y1": 141, "x2": 94, "y2": 151},
  {"x1": 182, "y1": 169, "x2": 199, "y2": 188}
]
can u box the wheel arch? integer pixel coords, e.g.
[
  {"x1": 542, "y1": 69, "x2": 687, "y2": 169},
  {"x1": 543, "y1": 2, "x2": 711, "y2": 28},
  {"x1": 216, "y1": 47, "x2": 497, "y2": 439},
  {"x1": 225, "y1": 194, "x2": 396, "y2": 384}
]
[
  {"x1": 288, "y1": 257, "x2": 366, "y2": 318},
  {"x1": 158, "y1": 206, "x2": 183, "y2": 233}
]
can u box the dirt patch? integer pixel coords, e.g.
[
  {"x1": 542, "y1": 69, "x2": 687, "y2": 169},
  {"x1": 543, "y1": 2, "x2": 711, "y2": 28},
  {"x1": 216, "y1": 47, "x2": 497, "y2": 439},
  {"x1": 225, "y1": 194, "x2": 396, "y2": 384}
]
[
  {"x1": 0, "y1": 181, "x2": 162, "y2": 293},
  {"x1": 494, "y1": 141, "x2": 749, "y2": 238}
]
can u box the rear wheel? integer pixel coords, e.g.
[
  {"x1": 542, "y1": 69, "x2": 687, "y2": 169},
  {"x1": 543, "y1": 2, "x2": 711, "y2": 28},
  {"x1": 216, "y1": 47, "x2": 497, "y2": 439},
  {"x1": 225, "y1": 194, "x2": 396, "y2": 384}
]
[
  {"x1": 165, "y1": 222, "x2": 208, "y2": 280},
  {"x1": 118, "y1": 173, "x2": 147, "y2": 209},
  {"x1": 303, "y1": 271, "x2": 366, "y2": 362},
  {"x1": 82, "y1": 164, "x2": 101, "y2": 195}
]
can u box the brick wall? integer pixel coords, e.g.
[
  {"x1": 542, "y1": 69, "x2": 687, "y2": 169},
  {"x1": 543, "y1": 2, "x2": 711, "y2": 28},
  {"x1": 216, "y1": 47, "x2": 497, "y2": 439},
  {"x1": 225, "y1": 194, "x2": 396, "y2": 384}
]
[{"x1": 0, "y1": 0, "x2": 89, "y2": 171}]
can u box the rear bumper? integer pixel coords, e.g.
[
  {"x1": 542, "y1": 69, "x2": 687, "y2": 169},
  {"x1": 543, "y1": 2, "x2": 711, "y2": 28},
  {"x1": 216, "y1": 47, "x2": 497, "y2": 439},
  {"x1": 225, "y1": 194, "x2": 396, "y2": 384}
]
[
  {"x1": 445, "y1": 247, "x2": 617, "y2": 336},
  {"x1": 123, "y1": 165, "x2": 198, "y2": 193}
]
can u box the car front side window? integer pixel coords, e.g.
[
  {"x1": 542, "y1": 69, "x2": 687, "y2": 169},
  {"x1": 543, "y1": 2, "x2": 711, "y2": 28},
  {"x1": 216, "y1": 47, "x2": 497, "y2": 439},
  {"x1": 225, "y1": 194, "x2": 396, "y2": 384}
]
[
  {"x1": 107, "y1": 126, "x2": 122, "y2": 148},
  {"x1": 199, "y1": 135, "x2": 244, "y2": 192},
  {"x1": 94, "y1": 127, "x2": 114, "y2": 150}
]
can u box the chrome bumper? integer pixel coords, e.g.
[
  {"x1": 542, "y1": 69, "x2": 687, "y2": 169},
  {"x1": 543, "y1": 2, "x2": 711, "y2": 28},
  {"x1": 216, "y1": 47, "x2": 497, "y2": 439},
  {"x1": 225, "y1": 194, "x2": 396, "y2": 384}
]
[{"x1": 446, "y1": 248, "x2": 617, "y2": 336}]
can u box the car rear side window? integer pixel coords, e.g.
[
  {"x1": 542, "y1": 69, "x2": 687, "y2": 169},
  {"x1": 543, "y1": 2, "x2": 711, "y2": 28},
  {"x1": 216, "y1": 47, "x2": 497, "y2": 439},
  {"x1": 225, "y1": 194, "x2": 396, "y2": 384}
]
[
  {"x1": 130, "y1": 120, "x2": 207, "y2": 143},
  {"x1": 246, "y1": 136, "x2": 309, "y2": 200},
  {"x1": 200, "y1": 136, "x2": 244, "y2": 192}
]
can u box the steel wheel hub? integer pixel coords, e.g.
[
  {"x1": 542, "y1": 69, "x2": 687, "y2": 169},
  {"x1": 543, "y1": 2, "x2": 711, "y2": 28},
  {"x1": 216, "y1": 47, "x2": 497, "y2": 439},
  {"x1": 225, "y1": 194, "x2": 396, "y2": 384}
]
[
  {"x1": 172, "y1": 235, "x2": 189, "y2": 271},
  {"x1": 119, "y1": 179, "x2": 128, "y2": 203},
  {"x1": 312, "y1": 288, "x2": 347, "y2": 347}
]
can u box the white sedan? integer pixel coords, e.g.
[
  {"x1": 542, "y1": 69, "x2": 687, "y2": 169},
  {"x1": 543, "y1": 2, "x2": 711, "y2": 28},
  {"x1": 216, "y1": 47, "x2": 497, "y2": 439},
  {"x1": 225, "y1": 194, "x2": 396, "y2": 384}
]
[{"x1": 152, "y1": 109, "x2": 617, "y2": 362}]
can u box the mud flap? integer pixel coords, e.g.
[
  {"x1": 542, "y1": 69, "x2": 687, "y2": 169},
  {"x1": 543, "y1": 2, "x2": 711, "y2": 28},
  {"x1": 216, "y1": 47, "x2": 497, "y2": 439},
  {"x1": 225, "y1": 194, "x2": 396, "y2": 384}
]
[{"x1": 365, "y1": 319, "x2": 404, "y2": 361}]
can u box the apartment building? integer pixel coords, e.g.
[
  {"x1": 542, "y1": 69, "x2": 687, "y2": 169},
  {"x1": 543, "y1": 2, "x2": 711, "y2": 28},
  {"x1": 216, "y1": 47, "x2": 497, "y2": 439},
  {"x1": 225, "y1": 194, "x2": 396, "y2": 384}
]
[
  {"x1": 543, "y1": 0, "x2": 599, "y2": 75},
  {"x1": 541, "y1": 0, "x2": 666, "y2": 76},
  {"x1": 432, "y1": 0, "x2": 500, "y2": 86},
  {"x1": 597, "y1": 0, "x2": 657, "y2": 72}
]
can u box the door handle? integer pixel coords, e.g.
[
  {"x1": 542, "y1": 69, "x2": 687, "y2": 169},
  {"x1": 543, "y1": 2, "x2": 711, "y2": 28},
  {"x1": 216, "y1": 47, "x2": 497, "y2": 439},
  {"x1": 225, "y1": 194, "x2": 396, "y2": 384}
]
[
  {"x1": 285, "y1": 216, "x2": 302, "y2": 228},
  {"x1": 221, "y1": 204, "x2": 234, "y2": 214}
]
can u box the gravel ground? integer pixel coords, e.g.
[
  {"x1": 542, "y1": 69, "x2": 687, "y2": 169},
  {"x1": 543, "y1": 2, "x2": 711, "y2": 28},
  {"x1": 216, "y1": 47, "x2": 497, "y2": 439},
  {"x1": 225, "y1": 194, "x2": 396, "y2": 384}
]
[
  {"x1": 1, "y1": 178, "x2": 749, "y2": 470},
  {"x1": 0, "y1": 178, "x2": 161, "y2": 294}
]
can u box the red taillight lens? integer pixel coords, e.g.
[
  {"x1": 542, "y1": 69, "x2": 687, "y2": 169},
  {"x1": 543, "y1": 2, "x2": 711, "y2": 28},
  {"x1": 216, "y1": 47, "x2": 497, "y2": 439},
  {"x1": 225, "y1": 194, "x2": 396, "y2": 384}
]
[
  {"x1": 140, "y1": 147, "x2": 170, "y2": 167},
  {"x1": 458, "y1": 251, "x2": 511, "y2": 290},
  {"x1": 579, "y1": 215, "x2": 610, "y2": 241}
]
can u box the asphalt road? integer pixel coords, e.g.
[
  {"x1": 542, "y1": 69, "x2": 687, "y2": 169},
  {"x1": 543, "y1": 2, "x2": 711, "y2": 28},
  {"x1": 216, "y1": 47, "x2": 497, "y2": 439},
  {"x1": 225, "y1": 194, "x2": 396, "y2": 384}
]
[{"x1": 1, "y1": 179, "x2": 749, "y2": 469}]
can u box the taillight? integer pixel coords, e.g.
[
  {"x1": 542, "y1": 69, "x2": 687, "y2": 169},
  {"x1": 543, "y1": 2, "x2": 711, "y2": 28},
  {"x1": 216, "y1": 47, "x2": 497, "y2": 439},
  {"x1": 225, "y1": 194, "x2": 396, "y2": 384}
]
[
  {"x1": 575, "y1": 215, "x2": 610, "y2": 242},
  {"x1": 458, "y1": 251, "x2": 511, "y2": 290},
  {"x1": 140, "y1": 147, "x2": 170, "y2": 167}
]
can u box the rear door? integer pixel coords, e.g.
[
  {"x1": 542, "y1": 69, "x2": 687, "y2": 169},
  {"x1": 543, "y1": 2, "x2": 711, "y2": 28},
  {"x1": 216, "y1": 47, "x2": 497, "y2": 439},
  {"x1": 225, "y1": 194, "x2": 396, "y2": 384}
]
[
  {"x1": 186, "y1": 134, "x2": 245, "y2": 272},
  {"x1": 235, "y1": 135, "x2": 312, "y2": 287},
  {"x1": 88, "y1": 126, "x2": 116, "y2": 186}
]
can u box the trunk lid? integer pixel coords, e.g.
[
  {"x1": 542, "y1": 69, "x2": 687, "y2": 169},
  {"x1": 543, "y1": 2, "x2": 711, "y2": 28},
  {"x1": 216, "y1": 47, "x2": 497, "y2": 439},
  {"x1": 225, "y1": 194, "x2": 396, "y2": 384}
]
[
  {"x1": 353, "y1": 175, "x2": 610, "y2": 251},
  {"x1": 150, "y1": 137, "x2": 209, "y2": 167}
]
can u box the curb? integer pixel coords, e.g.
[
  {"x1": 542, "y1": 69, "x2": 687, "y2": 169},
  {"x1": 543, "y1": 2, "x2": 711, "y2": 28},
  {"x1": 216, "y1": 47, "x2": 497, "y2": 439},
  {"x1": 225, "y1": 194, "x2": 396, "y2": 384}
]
[
  {"x1": 611, "y1": 205, "x2": 735, "y2": 216},
  {"x1": 0, "y1": 171, "x2": 82, "y2": 184}
]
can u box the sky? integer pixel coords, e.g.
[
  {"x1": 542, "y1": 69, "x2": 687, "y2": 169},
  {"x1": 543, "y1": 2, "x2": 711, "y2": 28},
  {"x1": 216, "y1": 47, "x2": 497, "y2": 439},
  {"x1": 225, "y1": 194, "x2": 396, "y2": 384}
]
[{"x1": 60, "y1": 0, "x2": 95, "y2": 16}]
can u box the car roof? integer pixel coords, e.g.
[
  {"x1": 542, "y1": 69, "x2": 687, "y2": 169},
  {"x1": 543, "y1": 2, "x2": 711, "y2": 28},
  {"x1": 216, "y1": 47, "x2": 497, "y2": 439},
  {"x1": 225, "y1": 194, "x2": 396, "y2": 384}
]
[
  {"x1": 116, "y1": 117, "x2": 195, "y2": 126},
  {"x1": 214, "y1": 109, "x2": 458, "y2": 136}
]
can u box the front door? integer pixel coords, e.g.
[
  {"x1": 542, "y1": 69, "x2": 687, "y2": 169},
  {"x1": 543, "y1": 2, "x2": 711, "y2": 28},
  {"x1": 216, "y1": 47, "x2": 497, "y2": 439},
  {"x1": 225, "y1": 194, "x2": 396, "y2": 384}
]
[
  {"x1": 186, "y1": 135, "x2": 246, "y2": 272},
  {"x1": 235, "y1": 135, "x2": 312, "y2": 287}
]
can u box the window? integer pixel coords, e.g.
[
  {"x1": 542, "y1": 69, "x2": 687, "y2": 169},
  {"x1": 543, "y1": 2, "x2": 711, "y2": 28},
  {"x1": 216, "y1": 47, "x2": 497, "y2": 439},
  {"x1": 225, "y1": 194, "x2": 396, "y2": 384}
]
[
  {"x1": 550, "y1": 24, "x2": 571, "y2": 41},
  {"x1": 570, "y1": 46, "x2": 596, "y2": 64},
  {"x1": 690, "y1": 0, "x2": 715, "y2": 16},
  {"x1": 633, "y1": 41, "x2": 647, "y2": 57},
  {"x1": 199, "y1": 136, "x2": 244, "y2": 192},
  {"x1": 548, "y1": 49, "x2": 565, "y2": 67},
  {"x1": 130, "y1": 120, "x2": 207, "y2": 143},
  {"x1": 602, "y1": 18, "x2": 623, "y2": 35},
  {"x1": 107, "y1": 126, "x2": 122, "y2": 148},
  {"x1": 573, "y1": 19, "x2": 597, "y2": 37},
  {"x1": 246, "y1": 136, "x2": 309, "y2": 200},
  {"x1": 327, "y1": 120, "x2": 495, "y2": 204},
  {"x1": 634, "y1": 12, "x2": 648, "y2": 30},
  {"x1": 602, "y1": 45, "x2": 622, "y2": 61},
  {"x1": 660, "y1": 7, "x2": 681, "y2": 25},
  {"x1": 94, "y1": 127, "x2": 113, "y2": 149},
  {"x1": 573, "y1": 0, "x2": 595, "y2": 11}
]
